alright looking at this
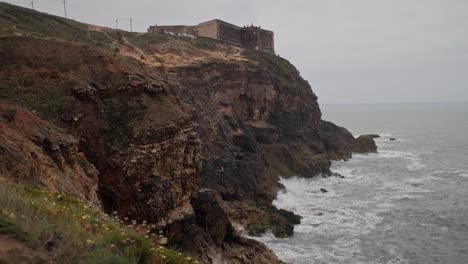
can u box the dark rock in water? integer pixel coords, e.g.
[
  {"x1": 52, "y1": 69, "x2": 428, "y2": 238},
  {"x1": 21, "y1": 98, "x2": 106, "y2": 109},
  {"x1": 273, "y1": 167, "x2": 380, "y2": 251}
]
[
  {"x1": 353, "y1": 135, "x2": 378, "y2": 153},
  {"x1": 244, "y1": 204, "x2": 302, "y2": 238},
  {"x1": 331, "y1": 172, "x2": 345, "y2": 178},
  {"x1": 319, "y1": 120, "x2": 355, "y2": 161},
  {"x1": 320, "y1": 188, "x2": 328, "y2": 193},
  {"x1": 171, "y1": 190, "x2": 282, "y2": 263},
  {"x1": 2, "y1": 107, "x2": 16, "y2": 122},
  {"x1": 390, "y1": 137, "x2": 396, "y2": 141}
]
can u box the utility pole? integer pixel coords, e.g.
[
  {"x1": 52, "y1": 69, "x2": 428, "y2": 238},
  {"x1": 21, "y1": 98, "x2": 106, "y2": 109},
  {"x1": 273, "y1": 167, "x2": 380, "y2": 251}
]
[
  {"x1": 130, "y1": 18, "x2": 133, "y2": 32},
  {"x1": 31, "y1": 1, "x2": 34, "y2": 10},
  {"x1": 115, "y1": 19, "x2": 119, "y2": 30},
  {"x1": 63, "y1": 0, "x2": 67, "y2": 18}
]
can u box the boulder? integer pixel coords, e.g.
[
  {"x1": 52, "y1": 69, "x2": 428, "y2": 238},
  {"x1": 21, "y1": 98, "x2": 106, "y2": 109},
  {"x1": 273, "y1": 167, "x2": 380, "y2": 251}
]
[
  {"x1": 353, "y1": 135, "x2": 378, "y2": 153},
  {"x1": 319, "y1": 120, "x2": 355, "y2": 160}
]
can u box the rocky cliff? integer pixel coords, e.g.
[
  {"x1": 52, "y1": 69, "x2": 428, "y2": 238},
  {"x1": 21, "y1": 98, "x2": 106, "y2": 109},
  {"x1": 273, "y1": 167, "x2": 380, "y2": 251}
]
[{"x1": 0, "y1": 3, "x2": 376, "y2": 263}]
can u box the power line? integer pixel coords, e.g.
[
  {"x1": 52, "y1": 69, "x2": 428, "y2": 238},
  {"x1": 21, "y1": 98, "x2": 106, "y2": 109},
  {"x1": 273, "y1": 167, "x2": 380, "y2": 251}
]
[{"x1": 115, "y1": 18, "x2": 134, "y2": 32}]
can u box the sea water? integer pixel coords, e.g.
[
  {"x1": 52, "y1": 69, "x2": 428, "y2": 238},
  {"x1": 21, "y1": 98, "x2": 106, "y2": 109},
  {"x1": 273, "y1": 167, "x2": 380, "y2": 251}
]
[{"x1": 256, "y1": 103, "x2": 468, "y2": 264}]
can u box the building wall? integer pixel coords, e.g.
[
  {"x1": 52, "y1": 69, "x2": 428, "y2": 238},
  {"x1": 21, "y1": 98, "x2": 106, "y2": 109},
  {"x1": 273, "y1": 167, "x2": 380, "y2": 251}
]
[
  {"x1": 148, "y1": 20, "x2": 275, "y2": 54},
  {"x1": 241, "y1": 27, "x2": 259, "y2": 50},
  {"x1": 197, "y1": 20, "x2": 219, "y2": 39},
  {"x1": 257, "y1": 29, "x2": 274, "y2": 53},
  {"x1": 217, "y1": 21, "x2": 242, "y2": 46}
]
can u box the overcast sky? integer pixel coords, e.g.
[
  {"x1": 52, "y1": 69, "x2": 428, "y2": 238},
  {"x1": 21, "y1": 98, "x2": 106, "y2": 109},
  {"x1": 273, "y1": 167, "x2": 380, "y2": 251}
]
[{"x1": 5, "y1": 0, "x2": 468, "y2": 104}]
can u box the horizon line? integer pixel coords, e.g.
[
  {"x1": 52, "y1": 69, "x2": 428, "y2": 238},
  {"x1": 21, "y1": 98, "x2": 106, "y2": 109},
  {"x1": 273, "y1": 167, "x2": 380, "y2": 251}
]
[{"x1": 320, "y1": 100, "x2": 468, "y2": 105}]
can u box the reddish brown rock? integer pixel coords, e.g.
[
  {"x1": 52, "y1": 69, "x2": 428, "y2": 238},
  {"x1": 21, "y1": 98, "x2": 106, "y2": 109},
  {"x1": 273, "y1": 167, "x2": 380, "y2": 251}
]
[{"x1": 0, "y1": 103, "x2": 100, "y2": 207}]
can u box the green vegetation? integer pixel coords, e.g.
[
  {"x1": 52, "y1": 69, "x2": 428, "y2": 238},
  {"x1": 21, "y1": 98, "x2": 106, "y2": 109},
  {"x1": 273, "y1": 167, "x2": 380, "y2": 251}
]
[
  {"x1": 187, "y1": 36, "x2": 223, "y2": 51},
  {"x1": 0, "y1": 184, "x2": 200, "y2": 264},
  {"x1": 0, "y1": 2, "x2": 118, "y2": 48},
  {"x1": 242, "y1": 49, "x2": 299, "y2": 78},
  {"x1": 125, "y1": 32, "x2": 170, "y2": 49},
  {"x1": 0, "y1": 84, "x2": 75, "y2": 123},
  {"x1": 0, "y1": 2, "x2": 231, "y2": 57},
  {"x1": 103, "y1": 97, "x2": 146, "y2": 150},
  {"x1": 125, "y1": 31, "x2": 225, "y2": 53}
]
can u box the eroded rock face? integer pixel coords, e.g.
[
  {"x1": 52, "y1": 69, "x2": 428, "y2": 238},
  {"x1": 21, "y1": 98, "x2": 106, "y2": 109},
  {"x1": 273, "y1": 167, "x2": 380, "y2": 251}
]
[
  {"x1": 171, "y1": 55, "x2": 329, "y2": 204},
  {"x1": 353, "y1": 135, "x2": 378, "y2": 153},
  {"x1": 0, "y1": 103, "x2": 100, "y2": 207},
  {"x1": 319, "y1": 120, "x2": 355, "y2": 161},
  {"x1": 167, "y1": 190, "x2": 284, "y2": 264},
  {"x1": 0, "y1": 37, "x2": 202, "y2": 225}
]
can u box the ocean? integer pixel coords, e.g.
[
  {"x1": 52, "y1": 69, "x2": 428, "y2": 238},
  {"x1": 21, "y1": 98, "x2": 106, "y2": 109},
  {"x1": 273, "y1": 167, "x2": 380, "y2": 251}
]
[{"x1": 256, "y1": 103, "x2": 468, "y2": 264}]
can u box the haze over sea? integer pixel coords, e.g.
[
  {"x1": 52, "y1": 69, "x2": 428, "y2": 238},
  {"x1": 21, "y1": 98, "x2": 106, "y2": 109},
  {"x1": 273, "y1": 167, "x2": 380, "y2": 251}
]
[{"x1": 256, "y1": 102, "x2": 468, "y2": 264}]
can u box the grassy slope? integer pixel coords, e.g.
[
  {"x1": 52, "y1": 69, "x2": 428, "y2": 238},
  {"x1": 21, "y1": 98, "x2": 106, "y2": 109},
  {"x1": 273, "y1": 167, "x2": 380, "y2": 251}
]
[
  {"x1": 0, "y1": 2, "x2": 118, "y2": 47},
  {"x1": 0, "y1": 2, "x2": 222, "y2": 52},
  {"x1": 0, "y1": 184, "x2": 198, "y2": 264}
]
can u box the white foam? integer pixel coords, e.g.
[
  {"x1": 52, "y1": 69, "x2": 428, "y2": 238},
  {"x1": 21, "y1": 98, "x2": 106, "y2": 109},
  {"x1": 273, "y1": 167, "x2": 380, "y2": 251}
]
[
  {"x1": 261, "y1": 176, "x2": 387, "y2": 263},
  {"x1": 453, "y1": 169, "x2": 468, "y2": 178},
  {"x1": 377, "y1": 150, "x2": 426, "y2": 171},
  {"x1": 254, "y1": 146, "x2": 430, "y2": 263}
]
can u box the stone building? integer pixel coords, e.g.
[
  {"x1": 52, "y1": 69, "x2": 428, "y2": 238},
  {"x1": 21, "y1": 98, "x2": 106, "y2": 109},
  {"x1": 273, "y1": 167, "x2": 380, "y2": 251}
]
[{"x1": 148, "y1": 19, "x2": 275, "y2": 54}]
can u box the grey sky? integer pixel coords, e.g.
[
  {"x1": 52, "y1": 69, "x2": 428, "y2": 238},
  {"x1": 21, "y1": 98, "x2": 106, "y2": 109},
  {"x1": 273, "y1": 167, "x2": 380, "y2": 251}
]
[{"x1": 4, "y1": 0, "x2": 468, "y2": 104}]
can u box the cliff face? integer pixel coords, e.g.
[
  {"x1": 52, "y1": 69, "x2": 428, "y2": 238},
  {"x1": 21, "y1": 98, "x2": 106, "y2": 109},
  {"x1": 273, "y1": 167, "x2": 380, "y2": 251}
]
[
  {"x1": 172, "y1": 54, "x2": 329, "y2": 202},
  {"x1": 0, "y1": 3, "x2": 374, "y2": 263},
  {"x1": 0, "y1": 103, "x2": 100, "y2": 207},
  {"x1": 0, "y1": 35, "x2": 202, "y2": 227}
]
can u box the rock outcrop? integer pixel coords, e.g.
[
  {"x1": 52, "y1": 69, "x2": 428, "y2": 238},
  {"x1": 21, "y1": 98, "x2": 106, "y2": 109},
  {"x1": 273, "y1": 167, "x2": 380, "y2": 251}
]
[
  {"x1": 353, "y1": 135, "x2": 378, "y2": 153},
  {"x1": 319, "y1": 120, "x2": 355, "y2": 160},
  {"x1": 168, "y1": 190, "x2": 283, "y2": 264},
  {"x1": 0, "y1": 103, "x2": 100, "y2": 207}
]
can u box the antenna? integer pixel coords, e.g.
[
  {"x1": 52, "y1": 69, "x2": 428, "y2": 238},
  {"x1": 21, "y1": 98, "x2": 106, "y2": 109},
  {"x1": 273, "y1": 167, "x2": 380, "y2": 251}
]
[
  {"x1": 63, "y1": 0, "x2": 67, "y2": 18},
  {"x1": 130, "y1": 18, "x2": 133, "y2": 32}
]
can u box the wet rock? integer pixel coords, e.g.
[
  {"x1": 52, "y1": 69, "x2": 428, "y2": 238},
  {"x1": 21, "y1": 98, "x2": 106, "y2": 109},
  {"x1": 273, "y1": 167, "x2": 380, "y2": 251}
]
[
  {"x1": 390, "y1": 137, "x2": 396, "y2": 141},
  {"x1": 320, "y1": 188, "x2": 328, "y2": 193},
  {"x1": 319, "y1": 120, "x2": 355, "y2": 161},
  {"x1": 168, "y1": 190, "x2": 283, "y2": 263},
  {"x1": 331, "y1": 172, "x2": 345, "y2": 178},
  {"x1": 243, "y1": 205, "x2": 301, "y2": 238},
  {"x1": 353, "y1": 135, "x2": 378, "y2": 153}
]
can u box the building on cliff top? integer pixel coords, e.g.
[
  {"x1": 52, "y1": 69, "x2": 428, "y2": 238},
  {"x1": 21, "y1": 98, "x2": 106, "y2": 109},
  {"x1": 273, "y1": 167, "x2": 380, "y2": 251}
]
[{"x1": 148, "y1": 19, "x2": 275, "y2": 54}]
